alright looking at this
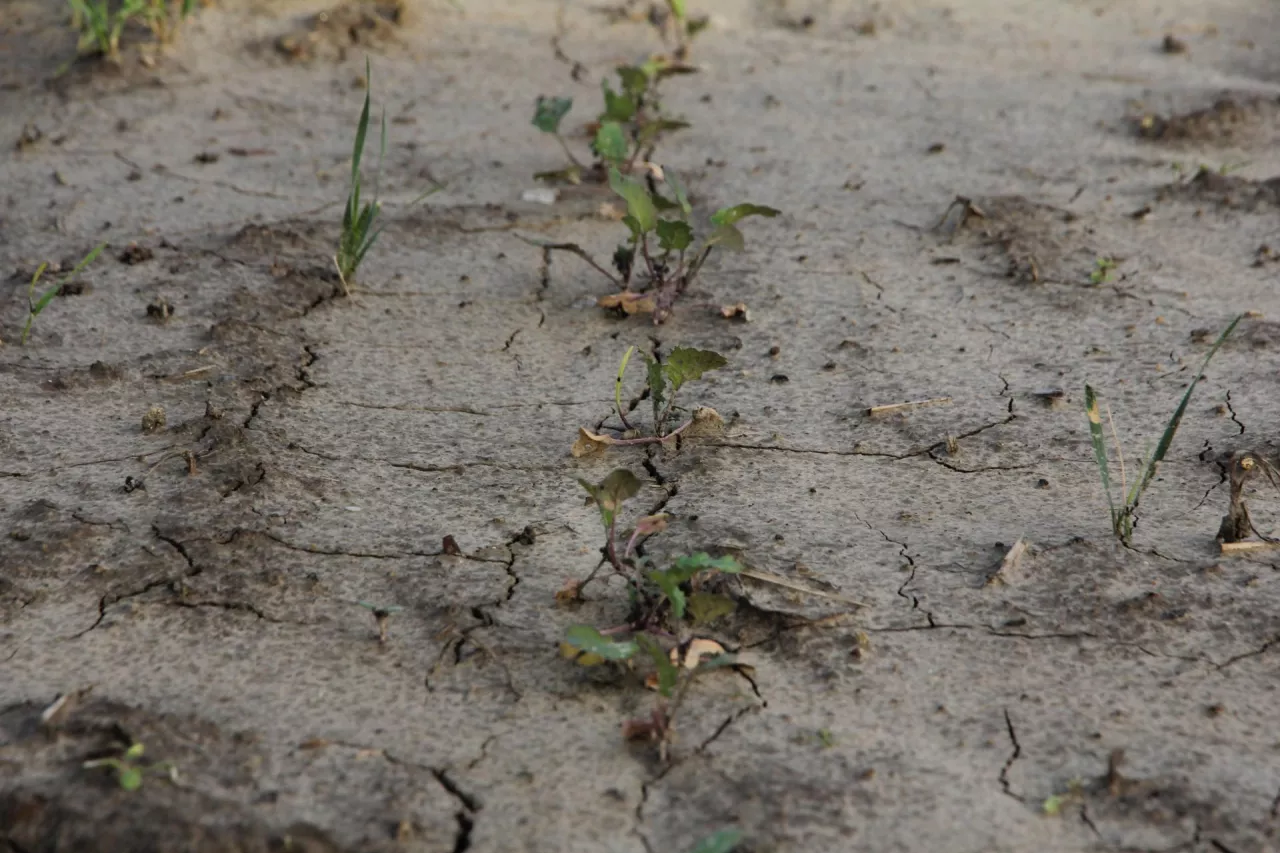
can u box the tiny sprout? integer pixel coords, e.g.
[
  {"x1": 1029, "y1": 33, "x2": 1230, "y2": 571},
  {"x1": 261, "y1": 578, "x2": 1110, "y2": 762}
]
[
  {"x1": 1088, "y1": 256, "x2": 1116, "y2": 285},
  {"x1": 20, "y1": 243, "x2": 105, "y2": 345},
  {"x1": 356, "y1": 600, "x2": 404, "y2": 644},
  {"x1": 83, "y1": 741, "x2": 176, "y2": 791}
]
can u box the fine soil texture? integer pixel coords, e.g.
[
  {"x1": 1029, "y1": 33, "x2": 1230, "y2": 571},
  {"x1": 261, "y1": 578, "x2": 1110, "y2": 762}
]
[{"x1": 4, "y1": 1, "x2": 1280, "y2": 851}]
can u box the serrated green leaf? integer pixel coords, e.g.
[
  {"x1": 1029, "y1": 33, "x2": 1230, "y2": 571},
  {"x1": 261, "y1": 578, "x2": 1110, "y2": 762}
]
[
  {"x1": 637, "y1": 634, "x2": 678, "y2": 697},
  {"x1": 704, "y1": 223, "x2": 744, "y2": 252},
  {"x1": 601, "y1": 81, "x2": 636, "y2": 123},
  {"x1": 594, "y1": 120, "x2": 628, "y2": 164},
  {"x1": 663, "y1": 347, "x2": 727, "y2": 393},
  {"x1": 688, "y1": 829, "x2": 742, "y2": 853},
  {"x1": 118, "y1": 767, "x2": 143, "y2": 791},
  {"x1": 648, "y1": 568, "x2": 687, "y2": 620},
  {"x1": 710, "y1": 203, "x2": 781, "y2": 226},
  {"x1": 609, "y1": 167, "x2": 657, "y2": 233},
  {"x1": 532, "y1": 96, "x2": 573, "y2": 133},
  {"x1": 687, "y1": 592, "x2": 735, "y2": 625},
  {"x1": 656, "y1": 219, "x2": 693, "y2": 252},
  {"x1": 666, "y1": 170, "x2": 692, "y2": 216},
  {"x1": 562, "y1": 625, "x2": 639, "y2": 661}
]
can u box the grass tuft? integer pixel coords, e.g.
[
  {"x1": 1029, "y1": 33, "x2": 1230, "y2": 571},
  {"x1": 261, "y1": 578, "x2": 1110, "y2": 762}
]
[{"x1": 1084, "y1": 313, "x2": 1242, "y2": 544}]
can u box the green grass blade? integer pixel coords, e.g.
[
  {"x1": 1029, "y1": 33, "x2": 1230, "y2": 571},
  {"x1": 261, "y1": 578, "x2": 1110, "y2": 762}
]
[
  {"x1": 615, "y1": 345, "x2": 635, "y2": 421},
  {"x1": 1084, "y1": 384, "x2": 1117, "y2": 525},
  {"x1": 351, "y1": 59, "x2": 372, "y2": 186},
  {"x1": 1133, "y1": 313, "x2": 1243, "y2": 499}
]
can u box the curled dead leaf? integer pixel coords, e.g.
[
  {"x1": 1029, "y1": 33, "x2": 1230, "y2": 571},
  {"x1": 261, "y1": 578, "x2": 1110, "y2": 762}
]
[
  {"x1": 671, "y1": 638, "x2": 727, "y2": 669},
  {"x1": 571, "y1": 426, "x2": 620, "y2": 457},
  {"x1": 555, "y1": 578, "x2": 584, "y2": 605},
  {"x1": 598, "y1": 291, "x2": 657, "y2": 315},
  {"x1": 634, "y1": 514, "x2": 669, "y2": 536}
]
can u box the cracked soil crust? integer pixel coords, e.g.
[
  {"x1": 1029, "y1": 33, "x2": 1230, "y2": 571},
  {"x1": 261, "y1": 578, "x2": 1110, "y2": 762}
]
[{"x1": 4, "y1": 0, "x2": 1280, "y2": 851}]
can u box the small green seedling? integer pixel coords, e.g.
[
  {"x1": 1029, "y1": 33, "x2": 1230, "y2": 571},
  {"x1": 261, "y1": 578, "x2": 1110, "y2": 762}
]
[
  {"x1": 527, "y1": 167, "x2": 778, "y2": 323},
  {"x1": 335, "y1": 59, "x2": 386, "y2": 296},
  {"x1": 66, "y1": 0, "x2": 196, "y2": 62},
  {"x1": 1084, "y1": 314, "x2": 1242, "y2": 544},
  {"x1": 558, "y1": 470, "x2": 750, "y2": 759},
  {"x1": 356, "y1": 600, "x2": 403, "y2": 644},
  {"x1": 532, "y1": 58, "x2": 694, "y2": 184},
  {"x1": 575, "y1": 345, "x2": 725, "y2": 451},
  {"x1": 659, "y1": 0, "x2": 710, "y2": 58},
  {"x1": 687, "y1": 829, "x2": 743, "y2": 853},
  {"x1": 1088, "y1": 257, "x2": 1116, "y2": 285},
  {"x1": 20, "y1": 243, "x2": 105, "y2": 345},
  {"x1": 83, "y1": 742, "x2": 177, "y2": 790}
]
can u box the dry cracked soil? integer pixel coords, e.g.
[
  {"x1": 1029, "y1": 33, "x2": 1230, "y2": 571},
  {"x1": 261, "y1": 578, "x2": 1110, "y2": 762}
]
[{"x1": 3, "y1": 0, "x2": 1280, "y2": 851}]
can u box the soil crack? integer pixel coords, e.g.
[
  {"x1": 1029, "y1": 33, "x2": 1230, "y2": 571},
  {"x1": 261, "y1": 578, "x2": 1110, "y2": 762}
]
[{"x1": 999, "y1": 709, "x2": 1025, "y2": 802}]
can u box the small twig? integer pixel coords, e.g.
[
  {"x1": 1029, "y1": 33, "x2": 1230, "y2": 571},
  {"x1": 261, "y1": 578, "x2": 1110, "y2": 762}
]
[
  {"x1": 604, "y1": 417, "x2": 695, "y2": 447},
  {"x1": 867, "y1": 397, "x2": 952, "y2": 417}
]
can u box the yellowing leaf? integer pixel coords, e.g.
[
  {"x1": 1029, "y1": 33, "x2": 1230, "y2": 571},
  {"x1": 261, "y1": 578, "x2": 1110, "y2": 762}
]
[
  {"x1": 571, "y1": 427, "x2": 619, "y2": 457},
  {"x1": 598, "y1": 291, "x2": 657, "y2": 315},
  {"x1": 687, "y1": 592, "x2": 736, "y2": 625}
]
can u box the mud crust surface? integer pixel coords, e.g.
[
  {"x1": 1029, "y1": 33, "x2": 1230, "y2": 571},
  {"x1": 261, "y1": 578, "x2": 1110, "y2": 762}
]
[{"x1": 4, "y1": 1, "x2": 1280, "y2": 851}]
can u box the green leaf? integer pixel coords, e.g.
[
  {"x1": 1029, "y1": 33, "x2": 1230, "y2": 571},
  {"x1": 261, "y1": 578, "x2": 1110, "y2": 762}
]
[
  {"x1": 656, "y1": 219, "x2": 693, "y2": 252},
  {"x1": 124, "y1": 743, "x2": 145, "y2": 760},
  {"x1": 351, "y1": 59, "x2": 373, "y2": 186},
  {"x1": 688, "y1": 829, "x2": 742, "y2": 853},
  {"x1": 663, "y1": 347, "x2": 727, "y2": 393},
  {"x1": 621, "y1": 215, "x2": 644, "y2": 241},
  {"x1": 118, "y1": 766, "x2": 143, "y2": 791},
  {"x1": 710, "y1": 203, "x2": 781, "y2": 226},
  {"x1": 648, "y1": 568, "x2": 687, "y2": 620},
  {"x1": 593, "y1": 120, "x2": 628, "y2": 164},
  {"x1": 666, "y1": 0, "x2": 687, "y2": 20},
  {"x1": 704, "y1": 223, "x2": 744, "y2": 252},
  {"x1": 580, "y1": 469, "x2": 642, "y2": 527},
  {"x1": 534, "y1": 166, "x2": 583, "y2": 185},
  {"x1": 637, "y1": 634, "x2": 678, "y2": 697},
  {"x1": 687, "y1": 592, "x2": 736, "y2": 625},
  {"x1": 601, "y1": 81, "x2": 636, "y2": 123},
  {"x1": 609, "y1": 167, "x2": 657, "y2": 233},
  {"x1": 695, "y1": 653, "x2": 739, "y2": 673},
  {"x1": 638, "y1": 118, "x2": 691, "y2": 147},
  {"x1": 562, "y1": 625, "x2": 639, "y2": 661},
  {"x1": 616, "y1": 65, "x2": 650, "y2": 100},
  {"x1": 687, "y1": 16, "x2": 710, "y2": 38},
  {"x1": 671, "y1": 552, "x2": 744, "y2": 577},
  {"x1": 666, "y1": 170, "x2": 692, "y2": 217},
  {"x1": 1134, "y1": 314, "x2": 1243, "y2": 501},
  {"x1": 532, "y1": 96, "x2": 573, "y2": 133}
]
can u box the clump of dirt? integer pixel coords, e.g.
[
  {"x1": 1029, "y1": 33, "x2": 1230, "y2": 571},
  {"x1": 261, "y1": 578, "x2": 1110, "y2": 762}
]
[
  {"x1": 1133, "y1": 95, "x2": 1280, "y2": 144},
  {"x1": 274, "y1": 0, "x2": 406, "y2": 63},
  {"x1": 934, "y1": 195, "x2": 1085, "y2": 283},
  {"x1": 1168, "y1": 167, "x2": 1280, "y2": 209}
]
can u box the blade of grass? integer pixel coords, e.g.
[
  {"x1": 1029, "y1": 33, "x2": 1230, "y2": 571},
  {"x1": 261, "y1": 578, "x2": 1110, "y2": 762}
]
[
  {"x1": 615, "y1": 345, "x2": 636, "y2": 429},
  {"x1": 1131, "y1": 313, "x2": 1243, "y2": 501}
]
